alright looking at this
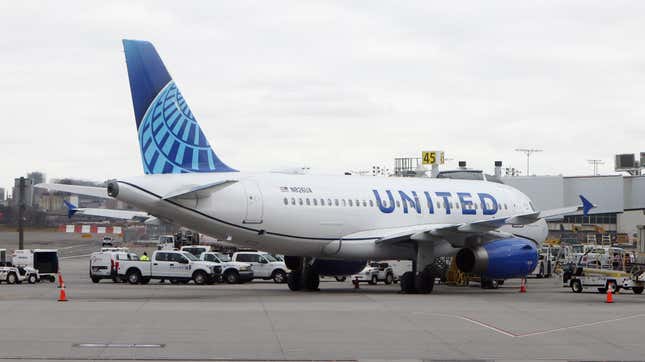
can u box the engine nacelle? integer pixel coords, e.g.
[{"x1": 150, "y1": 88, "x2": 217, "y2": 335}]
[{"x1": 455, "y1": 238, "x2": 538, "y2": 279}]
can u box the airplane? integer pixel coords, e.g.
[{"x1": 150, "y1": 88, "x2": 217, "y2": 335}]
[{"x1": 37, "y1": 39, "x2": 594, "y2": 293}]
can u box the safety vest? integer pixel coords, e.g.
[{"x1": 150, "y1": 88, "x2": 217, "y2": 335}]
[{"x1": 140, "y1": 255, "x2": 149, "y2": 261}]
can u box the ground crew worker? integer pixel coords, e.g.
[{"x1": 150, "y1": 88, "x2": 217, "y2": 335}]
[{"x1": 140, "y1": 252, "x2": 150, "y2": 261}]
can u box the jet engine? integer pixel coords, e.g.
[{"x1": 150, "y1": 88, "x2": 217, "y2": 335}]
[{"x1": 455, "y1": 237, "x2": 538, "y2": 279}]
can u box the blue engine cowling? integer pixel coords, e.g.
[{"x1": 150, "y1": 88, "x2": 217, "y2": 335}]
[
  {"x1": 311, "y1": 259, "x2": 367, "y2": 276},
  {"x1": 455, "y1": 238, "x2": 538, "y2": 279}
]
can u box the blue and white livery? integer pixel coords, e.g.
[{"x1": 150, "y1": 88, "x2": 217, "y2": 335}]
[{"x1": 37, "y1": 40, "x2": 594, "y2": 294}]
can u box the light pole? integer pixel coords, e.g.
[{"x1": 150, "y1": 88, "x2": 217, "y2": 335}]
[
  {"x1": 515, "y1": 148, "x2": 543, "y2": 176},
  {"x1": 587, "y1": 159, "x2": 604, "y2": 176}
]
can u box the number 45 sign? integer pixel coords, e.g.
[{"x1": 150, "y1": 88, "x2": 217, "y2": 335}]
[{"x1": 422, "y1": 151, "x2": 445, "y2": 165}]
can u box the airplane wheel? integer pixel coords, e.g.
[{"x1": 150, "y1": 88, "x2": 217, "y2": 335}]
[
  {"x1": 415, "y1": 270, "x2": 434, "y2": 294},
  {"x1": 400, "y1": 272, "x2": 415, "y2": 293},
  {"x1": 633, "y1": 287, "x2": 644, "y2": 294},
  {"x1": 287, "y1": 272, "x2": 302, "y2": 291}
]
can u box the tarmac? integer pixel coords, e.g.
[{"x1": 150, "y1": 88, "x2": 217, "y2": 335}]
[{"x1": 2, "y1": 232, "x2": 645, "y2": 361}]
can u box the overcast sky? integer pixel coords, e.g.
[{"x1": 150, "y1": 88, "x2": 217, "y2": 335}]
[{"x1": 1, "y1": 1, "x2": 644, "y2": 193}]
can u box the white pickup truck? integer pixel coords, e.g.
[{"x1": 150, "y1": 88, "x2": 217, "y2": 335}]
[
  {"x1": 117, "y1": 250, "x2": 222, "y2": 285},
  {"x1": 232, "y1": 252, "x2": 288, "y2": 283},
  {"x1": 200, "y1": 252, "x2": 254, "y2": 284}
]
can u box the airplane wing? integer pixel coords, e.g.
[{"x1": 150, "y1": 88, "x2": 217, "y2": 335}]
[
  {"x1": 344, "y1": 195, "x2": 595, "y2": 245},
  {"x1": 35, "y1": 183, "x2": 109, "y2": 199},
  {"x1": 64, "y1": 200, "x2": 152, "y2": 222}
]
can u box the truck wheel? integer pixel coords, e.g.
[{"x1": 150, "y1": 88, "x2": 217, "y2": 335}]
[
  {"x1": 633, "y1": 287, "x2": 644, "y2": 294},
  {"x1": 224, "y1": 270, "x2": 240, "y2": 284},
  {"x1": 127, "y1": 270, "x2": 141, "y2": 284},
  {"x1": 193, "y1": 271, "x2": 208, "y2": 285},
  {"x1": 335, "y1": 276, "x2": 347, "y2": 282},
  {"x1": 385, "y1": 273, "x2": 394, "y2": 285},
  {"x1": 6, "y1": 273, "x2": 17, "y2": 284},
  {"x1": 28, "y1": 274, "x2": 38, "y2": 284},
  {"x1": 272, "y1": 270, "x2": 287, "y2": 283},
  {"x1": 571, "y1": 280, "x2": 583, "y2": 293},
  {"x1": 91, "y1": 276, "x2": 101, "y2": 283},
  {"x1": 369, "y1": 275, "x2": 378, "y2": 285}
]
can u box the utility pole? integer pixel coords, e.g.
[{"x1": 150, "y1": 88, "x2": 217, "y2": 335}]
[
  {"x1": 18, "y1": 177, "x2": 25, "y2": 250},
  {"x1": 515, "y1": 148, "x2": 543, "y2": 176},
  {"x1": 587, "y1": 159, "x2": 604, "y2": 176}
]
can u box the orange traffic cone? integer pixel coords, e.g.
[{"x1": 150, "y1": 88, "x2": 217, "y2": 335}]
[
  {"x1": 606, "y1": 284, "x2": 614, "y2": 304},
  {"x1": 519, "y1": 278, "x2": 527, "y2": 293},
  {"x1": 57, "y1": 273, "x2": 65, "y2": 289},
  {"x1": 58, "y1": 286, "x2": 68, "y2": 302}
]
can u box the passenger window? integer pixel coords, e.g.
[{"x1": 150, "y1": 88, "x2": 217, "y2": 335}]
[
  {"x1": 342, "y1": 199, "x2": 347, "y2": 207},
  {"x1": 313, "y1": 199, "x2": 318, "y2": 206},
  {"x1": 456, "y1": 202, "x2": 460, "y2": 209},
  {"x1": 362, "y1": 200, "x2": 367, "y2": 207},
  {"x1": 356, "y1": 200, "x2": 360, "y2": 207},
  {"x1": 298, "y1": 198, "x2": 303, "y2": 205},
  {"x1": 320, "y1": 199, "x2": 325, "y2": 206},
  {"x1": 306, "y1": 198, "x2": 311, "y2": 206},
  {"x1": 396, "y1": 201, "x2": 401, "y2": 208},
  {"x1": 327, "y1": 199, "x2": 332, "y2": 206},
  {"x1": 291, "y1": 197, "x2": 296, "y2": 205},
  {"x1": 155, "y1": 253, "x2": 168, "y2": 262},
  {"x1": 436, "y1": 202, "x2": 441, "y2": 209},
  {"x1": 334, "y1": 199, "x2": 339, "y2": 206},
  {"x1": 348, "y1": 200, "x2": 353, "y2": 207},
  {"x1": 369, "y1": 200, "x2": 374, "y2": 207},
  {"x1": 283, "y1": 198, "x2": 288, "y2": 205}
]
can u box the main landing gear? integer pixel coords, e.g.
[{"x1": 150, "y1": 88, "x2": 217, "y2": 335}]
[
  {"x1": 400, "y1": 243, "x2": 436, "y2": 294},
  {"x1": 285, "y1": 256, "x2": 320, "y2": 291}
]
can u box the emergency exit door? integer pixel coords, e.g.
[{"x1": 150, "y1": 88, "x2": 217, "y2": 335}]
[{"x1": 242, "y1": 180, "x2": 263, "y2": 224}]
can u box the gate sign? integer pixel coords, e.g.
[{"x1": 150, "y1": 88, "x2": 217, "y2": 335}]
[{"x1": 422, "y1": 151, "x2": 445, "y2": 165}]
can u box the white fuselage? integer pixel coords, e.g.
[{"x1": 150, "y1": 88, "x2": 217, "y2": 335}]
[{"x1": 111, "y1": 172, "x2": 548, "y2": 260}]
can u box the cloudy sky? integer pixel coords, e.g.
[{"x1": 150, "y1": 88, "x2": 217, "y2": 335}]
[{"x1": 1, "y1": 1, "x2": 644, "y2": 193}]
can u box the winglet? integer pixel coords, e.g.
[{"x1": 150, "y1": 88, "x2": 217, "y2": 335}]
[
  {"x1": 579, "y1": 195, "x2": 594, "y2": 216},
  {"x1": 63, "y1": 200, "x2": 78, "y2": 219}
]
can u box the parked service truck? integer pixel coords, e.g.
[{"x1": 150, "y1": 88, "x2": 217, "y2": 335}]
[
  {"x1": 117, "y1": 250, "x2": 221, "y2": 285},
  {"x1": 200, "y1": 252, "x2": 253, "y2": 284}
]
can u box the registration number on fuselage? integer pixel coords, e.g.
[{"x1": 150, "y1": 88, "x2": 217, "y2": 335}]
[{"x1": 280, "y1": 186, "x2": 313, "y2": 193}]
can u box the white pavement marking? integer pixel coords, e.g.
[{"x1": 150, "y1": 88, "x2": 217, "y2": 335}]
[
  {"x1": 414, "y1": 311, "x2": 645, "y2": 339},
  {"x1": 516, "y1": 313, "x2": 645, "y2": 338}
]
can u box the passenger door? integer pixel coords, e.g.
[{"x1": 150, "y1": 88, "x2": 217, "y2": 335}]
[
  {"x1": 242, "y1": 180, "x2": 263, "y2": 224},
  {"x1": 168, "y1": 253, "x2": 191, "y2": 277},
  {"x1": 237, "y1": 254, "x2": 265, "y2": 277},
  {"x1": 152, "y1": 252, "x2": 171, "y2": 277}
]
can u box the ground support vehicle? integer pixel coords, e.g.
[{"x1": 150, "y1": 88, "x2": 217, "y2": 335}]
[
  {"x1": 180, "y1": 245, "x2": 211, "y2": 257},
  {"x1": 11, "y1": 249, "x2": 58, "y2": 282},
  {"x1": 350, "y1": 264, "x2": 379, "y2": 285},
  {"x1": 89, "y1": 250, "x2": 138, "y2": 283},
  {"x1": 565, "y1": 266, "x2": 645, "y2": 294},
  {"x1": 117, "y1": 250, "x2": 221, "y2": 285},
  {"x1": 0, "y1": 264, "x2": 39, "y2": 284},
  {"x1": 200, "y1": 252, "x2": 253, "y2": 284},
  {"x1": 232, "y1": 252, "x2": 288, "y2": 283}
]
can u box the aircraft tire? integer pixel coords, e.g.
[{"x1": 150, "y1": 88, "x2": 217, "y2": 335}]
[
  {"x1": 287, "y1": 272, "x2": 302, "y2": 291},
  {"x1": 400, "y1": 272, "x2": 415, "y2": 293},
  {"x1": 415, "y1": 270, "x2": 434, "y2": 294}
]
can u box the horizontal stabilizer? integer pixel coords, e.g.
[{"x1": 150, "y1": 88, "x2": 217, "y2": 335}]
[{"x1": 35, "y1": 183, "x2": 109, "y2": 199}]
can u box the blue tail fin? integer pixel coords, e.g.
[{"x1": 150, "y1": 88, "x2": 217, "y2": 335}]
[
  {"x1": 122, "y1": 39, "x2": 237, "y2": 174},
  {"x1": 63, "y1": 200, "x2": 78, "y2": 219}
]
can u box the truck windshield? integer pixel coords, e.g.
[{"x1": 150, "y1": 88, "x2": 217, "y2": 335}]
[
  {"x1": 182, "y1": 252, "x2": 198, "y2": 261},
  {"x1": 263, "y1": 254, "x2": 278, "y2": 262},
  {"x1": 216, "y1": 253, "x2": 231, "y2": 262}
]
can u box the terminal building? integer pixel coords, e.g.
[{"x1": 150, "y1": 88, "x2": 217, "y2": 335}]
[{"x1": 395, "y1": 152, "x2": 645, "y2": 251}]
